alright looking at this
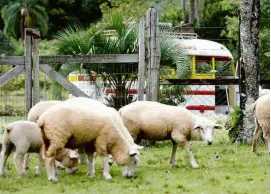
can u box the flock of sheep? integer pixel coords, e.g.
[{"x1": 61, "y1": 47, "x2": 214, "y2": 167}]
[{"x1": 0, "y1": 94, "x2": 269, "y2": 181}]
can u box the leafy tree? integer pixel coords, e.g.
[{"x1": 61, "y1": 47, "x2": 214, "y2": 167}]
[
  {"x1": 100, "y1": 0, "x2": 151, "y2": 20},
  {"x1": 1, "y1": 0, "x2": 49, "y2": 39},
  {"x1": 46, "y1": 0, "x2": 107, "y2": 39},
  {"x1": 55, "y1": 11, "x2": 189, "y2": 109}
]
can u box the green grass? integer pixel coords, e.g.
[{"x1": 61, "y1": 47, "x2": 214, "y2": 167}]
[{"x1": 0, "y1": 131, "x2": 269, "y2": 194}]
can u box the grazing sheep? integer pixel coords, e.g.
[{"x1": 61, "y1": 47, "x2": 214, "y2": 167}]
[
  {"x1": 26, "y1": 100, "x2": 87, "y2": 167},
  {"x1": 65, "y1": 97, "x2": 143, "y2": 165},
  {"x1": 0, "y1": 121, "x2": 79, "y2": 177},
  {"x1": 27, "y1": 100, "x2": 62, "y2": 122},
  {"x1": 252, "y1": 94, "x2": 270, "y2": 152},
  {"x1": 119, "y1": 101, "x2": 224, "y2": 168},
  {"x1": 38, "y1": 103, "x2": 140, "y2": 181},
  {"x1": 65, "y1": 97, "x2": 142, "y2": 148}
]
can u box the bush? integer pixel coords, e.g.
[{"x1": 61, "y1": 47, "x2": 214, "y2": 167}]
[
  {"x1": 226, "y1": 105, "x2": 242, "y2": 143},
  {"x1": 159, "y1": 85, "x2": 186, "y2": 106}
]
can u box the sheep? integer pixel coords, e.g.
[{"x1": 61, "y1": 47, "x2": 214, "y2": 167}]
[
  {"x1": 25, "y1": 100, "x2": 62, "y2": 169},
  {"x1": 119, "y1": 101, "x2": 224, "y2": 168},
  {"x1": 0, "y1": 121, "x2": 79, "y2": 177},
  {"x1": 252, "y1": 94, "x2": 270, "y2": 153},
  {"x1": 37, "y1": 102, "x2": 140, "y2": 181},
  {"x1": 27, "y1": 100, "x2": 62, "y2": 122},
  {"x1": 65, "y1": 97, "x2": 141, "y2": 148},
  {"x1": 65, "y1": 97, "x2": 143, "y2": 165},
  {"x1": 26, "y1": 100, "x2": 87, "y2": 167}
]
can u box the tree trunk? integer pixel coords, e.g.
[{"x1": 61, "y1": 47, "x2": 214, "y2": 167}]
[
  {"x1": 182, "y1": 0, "x2": 186, "y2": 23},
  {"x1": 189, "y1": 0, "x2": 195, "y2": 24},
  {"x1": 194, "y1": 0, "x2": 198, "y2": 23},
  {"x1": 20, "y1": 13, "x2": 26, "y2": 40},
  {"x1": 235, "y1": 0, "x2": 260, "y2": 144}
]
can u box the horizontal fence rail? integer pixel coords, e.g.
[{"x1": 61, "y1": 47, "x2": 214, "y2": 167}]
[{"x1": 0, "y1": 54, "x2": 139, "y2": 66}]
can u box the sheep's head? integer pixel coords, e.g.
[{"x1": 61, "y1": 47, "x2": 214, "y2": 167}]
[
  {"x1": 55, "y1": 148, "x2": 79, "y2": 172},
  {"x1": 117, "y1": 147, "x2": 140, "y2": 178},
  {"x1": 193, "y1": 117, "x2": 224, "y2": 145}
]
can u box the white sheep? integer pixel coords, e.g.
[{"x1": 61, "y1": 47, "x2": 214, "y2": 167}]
[
  {"x1": 65, "y1": 97, "x2": 141, "y2": 148},
  {"x1": 26, "y1": 100, "x2": 87, "y2": 166},
  {"x1": 37, "y1": 102, "x2": 140, "y2": 181},
  {"x1": 27, "y1": 100, "x2": 62, "y2": 122},
  {"x1": 0, "y1": 121, "x2": 79, "y2": 177},
  {"x1": 252, "y1": 94, "x2": 270, "y2": 152},
  {"x1": 119, "y1": 101, "x2": 224, "y2": 168}
]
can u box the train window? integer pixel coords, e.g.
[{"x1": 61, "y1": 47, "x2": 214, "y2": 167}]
[
  {"x1": 216, "y1": 61, "x2": 234, "y2": 76},
  {"x1": 195, "y1": 56, "x2": 212, "y2": 74}
]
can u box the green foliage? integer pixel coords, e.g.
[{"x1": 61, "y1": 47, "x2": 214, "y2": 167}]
[
  {"x1": 198, "y1": 0, "x2": 270, "y2": 79},
  {"x1": 159, "y1": 85, "x2": 186, "y2": 106},
  {"x1": 227, "y1": 105, "x2": 242, "y2": 143},
  {"x1": 100, "y1": 0, "x2": 151, "y2": 20},
  {"x1": 0, "y1": 30, "x2": 15, "y2": 55},
  {"x1": 157, "y1": 1, "x2": 185, "y2": 26},
  {"x1": 1, "y1": 0, "x2": 49, "y2": 39}
]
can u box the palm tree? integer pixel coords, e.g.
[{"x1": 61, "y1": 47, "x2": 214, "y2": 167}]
[
  {"x1": 1, "y1": 0, "x2": 49, "y2": 39},
  {"x1": 55, "y1": 11, "x2": 189, "y2": 109}
]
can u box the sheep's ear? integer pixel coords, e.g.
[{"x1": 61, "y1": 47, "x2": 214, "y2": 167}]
[
  {"x1": 68, "y1": 150, "x2": 80, "y2": 159},
  {"x1": 129, "y1": 149, "x2": 138, "y2": 156},
  {"x1": 133, "y1": 144, "x2": 144, "y2": 150},
  {"x1": 193, "y1": 120, "x2": 201, "y2": 130},
  {"x1": 137, "y1": 145, "x2": 144, "y2": 150},
  {"x1": 214, "y1": 124, "x2": 224, "y2": 130}
]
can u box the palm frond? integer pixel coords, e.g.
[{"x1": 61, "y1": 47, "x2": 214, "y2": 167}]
[
  {"x1": 29, "y1": 5, "x2": 49, "y2": 35},
  {"x1": 3, "y1": 11, "x2": 20, "y2": 37},
  {"x1": 1, "y1": 3, "x2": 20, "y2": 20},
  {"x1": 160, "y1": 31, "x2": 190, "y2": 78}
]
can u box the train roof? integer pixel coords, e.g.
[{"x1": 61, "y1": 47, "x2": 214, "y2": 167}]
[{"x1": 175, "y1": 38, "x2": 233, "y2": 60}]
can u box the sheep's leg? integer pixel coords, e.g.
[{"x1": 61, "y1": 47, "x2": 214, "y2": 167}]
[
  {"x1": 169, "y1": 141, "x2": 178, "y2": 167},
  {"x1": 35, "y1": 149, "x2": 43, "y2": 176},
  {"x1": 23, "y1": 153, "x2": 30, "y2": 170},
  {"x1": 13, "y1": 152, "x2": 26, "y2": 176},
  {"x1": 102, "y1": 155, "x2": 112, "y2": 180},
  {"x1": 266, "y1": 135, "x2": 270, "y2": 153},
  {"x1": 252, "y1": 119, "x2": 262, "y2": 152},
  {"x1": 263, "y1": 127, "x2": 270, "y2": 153},
  {"x1": 0, "y1": 142, "x2": 13, "y2": 175},
  {"x1": 45, "y1": 157, "x2": 57, "y2": 181},
  {"x1": 87, "y1": 152, "x2": 95, "y2": 178},
  {"x1": 183, "y1": 142, "x2": 199, "y2": 169},
  {"x1": 171, "y1": 131, "x2": 199, "y2": 169},
  {"x1": 78, "y1": 147, "x2": 88, "y2": 164}
]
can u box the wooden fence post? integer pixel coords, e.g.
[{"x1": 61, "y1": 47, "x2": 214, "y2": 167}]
[
  {"x1": 24, "y1": 28, "x2": 32, "y2": 117},
  {"x1": 146, "y1": 7, "x2": 161, "y2": 102},
  {"x1": 137, "y1": 17, "x2": 146, "y2": 101},
  {"x1": 32, "y1": 29, "x2": 40, "y2": 105}
]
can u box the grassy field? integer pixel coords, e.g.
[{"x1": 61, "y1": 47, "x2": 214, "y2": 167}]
[{"x1": 0, "y1": 130, "x2": 269, "y2": 194}]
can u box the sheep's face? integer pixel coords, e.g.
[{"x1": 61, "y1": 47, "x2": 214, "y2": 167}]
[
  {"x1": 55, "y1": 149, "x2": 79, "y2": 171},
  {"x1": 193, "y1": 118, "x2": 223, "y2": 145},
  {"x1": 119, "y1": 154, "x2": 138, "y2": 178}
]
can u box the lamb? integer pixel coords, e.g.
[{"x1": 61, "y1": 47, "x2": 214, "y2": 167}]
[
  {"x1": 37, "y1": 102, "x2": 140, "y2": 181},
  {"x1": 252, "y1": 94, "x2": 270, "y2": 153},
  {"x1": 0, "y1": 121, "x2": 79, "y2": 177},
  {"x1": 119, "y1": 101, "x2": 224, "y2": 168}
]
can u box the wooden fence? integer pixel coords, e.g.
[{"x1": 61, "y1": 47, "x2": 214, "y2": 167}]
[{"x1": 0, "y1": 7, "x2": 161, "y2": 116}]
